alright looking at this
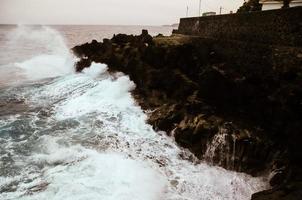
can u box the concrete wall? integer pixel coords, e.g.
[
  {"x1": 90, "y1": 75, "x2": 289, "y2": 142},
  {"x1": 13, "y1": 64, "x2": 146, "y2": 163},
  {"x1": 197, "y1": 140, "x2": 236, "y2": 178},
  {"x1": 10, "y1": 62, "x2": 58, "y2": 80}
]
[
  {"x1": 261, "y1": 3, "x2": 283, "y2": 10},
  {"x1": 262, "y1": 1, "x2": 302, "y2": 10},
  {"x1": 176, "y1": 6, "x2": 302, "y2": 47}
]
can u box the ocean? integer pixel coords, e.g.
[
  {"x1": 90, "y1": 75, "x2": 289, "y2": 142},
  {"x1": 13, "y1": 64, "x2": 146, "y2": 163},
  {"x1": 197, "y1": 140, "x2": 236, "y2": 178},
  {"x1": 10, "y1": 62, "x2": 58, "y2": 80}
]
[{"x1": 0, "y1": 25, "x2": 268, "y2": 200}]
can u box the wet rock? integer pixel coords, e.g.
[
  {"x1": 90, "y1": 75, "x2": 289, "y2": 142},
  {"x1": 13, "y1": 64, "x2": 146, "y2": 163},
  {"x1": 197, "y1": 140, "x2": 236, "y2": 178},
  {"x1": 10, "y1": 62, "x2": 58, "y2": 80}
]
[
  {"x1": 252, "y1": 181, "x2": 302, "y2": 200},
  {"x1": 75, "y1": 58, "x2": 92, "y2": 72},
  {"x1": 72, "y1": 32, "x2": 302, "y2": 198},
  {"x1": 0, "y1": 98, "x2": 28, "y2": 116},
  {"x1": 25, "y1": 182, "x2": 49, "y2": 195},
  {"x1": 170, "y1": 180, "x2": 179, "y2": 187}
]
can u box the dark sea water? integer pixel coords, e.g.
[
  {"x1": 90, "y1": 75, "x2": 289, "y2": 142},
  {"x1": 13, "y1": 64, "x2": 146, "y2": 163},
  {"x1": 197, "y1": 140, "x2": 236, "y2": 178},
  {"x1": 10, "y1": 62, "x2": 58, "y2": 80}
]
[{"x1": 0, "y1": 25, "x2": 268, "y2": 200}]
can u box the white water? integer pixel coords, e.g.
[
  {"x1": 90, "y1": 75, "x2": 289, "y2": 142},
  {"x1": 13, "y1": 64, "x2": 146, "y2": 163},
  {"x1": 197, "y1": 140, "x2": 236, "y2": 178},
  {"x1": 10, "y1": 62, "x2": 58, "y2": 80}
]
[
  {"x1": 0, "y1": 25, "x2": 75, "y2": 86},
  {"x1": 0, "y1": 26, "x2": 269, "y2": 200}
]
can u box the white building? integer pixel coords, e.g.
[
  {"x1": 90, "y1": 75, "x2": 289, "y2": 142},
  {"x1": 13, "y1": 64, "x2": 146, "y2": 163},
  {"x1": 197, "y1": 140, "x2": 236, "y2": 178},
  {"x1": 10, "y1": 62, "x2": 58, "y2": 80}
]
[{"x1": 260, "y1": 0, "x2": 302, "y2": 10}]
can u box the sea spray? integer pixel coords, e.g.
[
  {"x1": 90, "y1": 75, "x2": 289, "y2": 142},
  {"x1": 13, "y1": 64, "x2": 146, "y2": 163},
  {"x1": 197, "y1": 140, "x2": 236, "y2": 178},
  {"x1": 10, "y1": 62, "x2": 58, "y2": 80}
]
[
  {"x1": 0, "y1": 26, "x2": 269, "y2": 200},
  {"x1": 204, "y1": 123, "x2": 237, "y2": 170},
  {"x1": 1, "y1": 25, "x2": 75, "y2": 85}
]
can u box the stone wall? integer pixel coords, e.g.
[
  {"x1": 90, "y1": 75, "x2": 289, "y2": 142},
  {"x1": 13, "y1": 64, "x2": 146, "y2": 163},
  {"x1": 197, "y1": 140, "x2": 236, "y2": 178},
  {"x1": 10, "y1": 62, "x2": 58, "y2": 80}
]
[{"x1": 176, "y1": 6, "x2": 302, "y2": 47}]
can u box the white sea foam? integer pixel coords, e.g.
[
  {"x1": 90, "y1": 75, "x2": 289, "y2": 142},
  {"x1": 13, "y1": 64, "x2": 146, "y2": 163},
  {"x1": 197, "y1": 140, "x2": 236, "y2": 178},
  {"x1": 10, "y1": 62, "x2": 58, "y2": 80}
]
[
  {"x1": 15, "y1": 54, "x2": 74, "y2": 80},
  {"x1": 28, "y1": 151, "x2": 166, "y2": 200},
  {"x1": 82, "y1": 62, "x2": 108, "y2": 78},
  {"x1": 55, "y1": 63, "x2": 136, "y2": 120},
  {"x1": 16, "y1": 135, "x2": 166, "y2": 200},
  {"x1": 1, "y1": 62, "x2": 268, "y2": 200},
  {"x1": 0, "y1": 27, "x2": 269, "y2": 200}
]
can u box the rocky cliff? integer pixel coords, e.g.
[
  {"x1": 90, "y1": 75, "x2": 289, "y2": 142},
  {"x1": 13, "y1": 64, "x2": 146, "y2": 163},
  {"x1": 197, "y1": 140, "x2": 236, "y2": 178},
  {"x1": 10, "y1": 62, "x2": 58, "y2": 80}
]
[{"x1": 72, "y1": 30, "x2": 302, "y2": 199}]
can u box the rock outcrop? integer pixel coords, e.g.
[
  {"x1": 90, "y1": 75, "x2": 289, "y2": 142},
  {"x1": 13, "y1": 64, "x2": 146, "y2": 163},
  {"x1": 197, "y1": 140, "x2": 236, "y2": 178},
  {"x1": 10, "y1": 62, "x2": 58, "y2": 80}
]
[{"x1": 72, "y1": 30, "x2": 302, "y2": 199}]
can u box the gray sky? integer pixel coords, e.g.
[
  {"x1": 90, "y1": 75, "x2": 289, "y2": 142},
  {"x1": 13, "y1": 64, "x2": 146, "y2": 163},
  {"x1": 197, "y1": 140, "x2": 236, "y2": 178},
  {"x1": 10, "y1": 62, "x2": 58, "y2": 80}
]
[{"x1": 0, "y1": 0, "x2": 244, "y2": 25}]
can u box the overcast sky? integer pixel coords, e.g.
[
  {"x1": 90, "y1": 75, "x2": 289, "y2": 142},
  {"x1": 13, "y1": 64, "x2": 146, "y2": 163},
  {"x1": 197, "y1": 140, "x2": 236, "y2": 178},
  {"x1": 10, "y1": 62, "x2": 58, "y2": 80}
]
[{"x1": 0, "y1": 0, "x2": 244, "y2": 25}]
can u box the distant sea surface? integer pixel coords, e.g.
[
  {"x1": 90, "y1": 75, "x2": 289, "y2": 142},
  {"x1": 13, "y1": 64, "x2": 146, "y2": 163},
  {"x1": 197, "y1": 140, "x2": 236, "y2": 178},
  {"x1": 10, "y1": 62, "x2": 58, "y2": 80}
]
[
  {"x1": 0, "y1": 24, "x2": 174, "y2": 48},
  {"x1": 0, "y1": 24, "x2": 174, "y2": 86},
  {"x1": 54, "y1": 25, "x2": 174, "y2": 47}
]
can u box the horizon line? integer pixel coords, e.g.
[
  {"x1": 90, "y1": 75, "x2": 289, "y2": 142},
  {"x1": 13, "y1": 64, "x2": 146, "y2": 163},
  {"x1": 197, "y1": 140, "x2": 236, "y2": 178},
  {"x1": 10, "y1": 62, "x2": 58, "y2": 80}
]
[{"x1": 0, "y1": 23, "x2": 179, "y2": 27}]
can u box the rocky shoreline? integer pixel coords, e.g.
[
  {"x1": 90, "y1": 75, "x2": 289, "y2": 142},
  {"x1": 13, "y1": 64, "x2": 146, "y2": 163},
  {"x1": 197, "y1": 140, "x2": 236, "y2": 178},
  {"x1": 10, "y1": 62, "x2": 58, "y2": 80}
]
[{"x1": 72, "y1": 30, "x2": 302, "y2": 199}]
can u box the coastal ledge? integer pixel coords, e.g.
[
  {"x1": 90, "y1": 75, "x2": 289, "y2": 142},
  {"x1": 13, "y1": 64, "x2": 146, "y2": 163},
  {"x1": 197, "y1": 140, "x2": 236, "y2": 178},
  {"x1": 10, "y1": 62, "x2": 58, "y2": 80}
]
[{"x1": 72, "y1": 31, "x2": 302, "y2": 199}]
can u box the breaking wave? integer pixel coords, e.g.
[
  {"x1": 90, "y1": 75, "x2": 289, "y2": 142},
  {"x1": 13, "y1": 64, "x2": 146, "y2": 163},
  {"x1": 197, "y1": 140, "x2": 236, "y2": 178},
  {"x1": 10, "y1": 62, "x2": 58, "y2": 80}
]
[
  {"x1": 0, "y1": 25, "x2": 74, "y2": 86},
  {"x1": 0, "y1": 26, "x2": 269, "y2": 200}
]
